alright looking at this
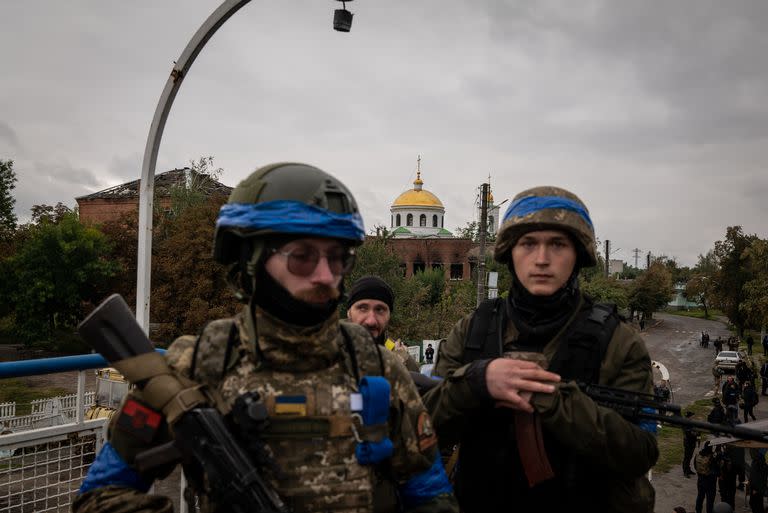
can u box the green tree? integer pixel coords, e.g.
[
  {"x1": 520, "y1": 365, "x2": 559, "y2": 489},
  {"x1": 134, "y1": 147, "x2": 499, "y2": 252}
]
[
  {"x1": 30, "y1": 202, "x2": 72, "y2": 224},
  {"x1": 346, "y1": 236, "x2": 403, "y2": 287},
  {"x1": 167, "y1": 156, "x2": 224, "y2": 218},
  {"x1": 580, "y1": 275, "x2": 629, "y2": 309},
  {"x1": 712, "y1": 226, "x2": 758, "y2": 337},
  {"x1": 628, "y1": 262, "x2": 674, "y2": 320},
  {"x1": 0, "y1": 159, "x2": 17, "y2": 241},
  {"x1": 684, "y1": 251, "x2": 718, "y2": 318},
  {"x1": 99, "y1": 211, "x2": 140, "y2": 307},
  {"x1": 455, "y1": 221, "x2": 496, "y2": 242},
  {"x1": 150, "y1": 197, "x2": 235, "y2": 343},
  {"x1": 413, "y1": 267, "x2": 446, "y2": 305},
  {"x1": 740, "y1": 238, "x2": 768, "y2": 330},
  {"x1": 3, "y1": 211, "x2": 119, "y2": 344}
]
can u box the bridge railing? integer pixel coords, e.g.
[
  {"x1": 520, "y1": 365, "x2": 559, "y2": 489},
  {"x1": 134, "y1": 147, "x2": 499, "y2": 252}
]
[{"x1": 0, "y1": 352, "x2": 166, "y2": 513}]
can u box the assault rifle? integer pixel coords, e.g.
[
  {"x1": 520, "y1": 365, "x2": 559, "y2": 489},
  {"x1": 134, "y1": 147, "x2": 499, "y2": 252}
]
[
  {"x1": 411, "y1": 372, "x2": 768, "y2": 443},
  {"x1": 78, "y1": 294, "x2": 288, "y2": 513},
  {"x1": 580, "y1": 382, "x2": 768, "y2": 443}
]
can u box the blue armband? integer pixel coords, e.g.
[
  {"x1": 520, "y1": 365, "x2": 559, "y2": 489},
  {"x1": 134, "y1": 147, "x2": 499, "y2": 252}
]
[
  {"x1": 354, "y1": 376, "x2": 394, "y2": 465},
  {"x1": 79, "y1": 442, "x2": 151, "y2": 494},
  {"x1": 636, "y1": 407, "x2": 658, "y2": 434},
  {"x1": 399, "y1": 455, "x2": 454, "y2": 509}
]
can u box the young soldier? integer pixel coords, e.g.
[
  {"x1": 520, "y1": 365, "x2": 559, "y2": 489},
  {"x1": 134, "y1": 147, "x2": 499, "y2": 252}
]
[
  {"x1": 74, "y1": 163, "x2": 457, "y2": 513},
  {"x1": 423, "y1": 186, "x2": 658, "y2": 512}
]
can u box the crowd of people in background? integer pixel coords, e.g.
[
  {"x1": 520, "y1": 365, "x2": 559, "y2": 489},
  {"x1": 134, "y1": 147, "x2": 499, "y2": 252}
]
[{"x1": 685, "y1": 330, "x2": 768, "y2": 513}]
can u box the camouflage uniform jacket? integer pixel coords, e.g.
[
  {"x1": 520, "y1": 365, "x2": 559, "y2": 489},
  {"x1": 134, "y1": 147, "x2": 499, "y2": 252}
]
[
  {"x1": 74, "y1": 307, "x2": 457, "y2": 513},
  {"x1": 422, "y1": 293, "x2": 659, "y2": 513}
]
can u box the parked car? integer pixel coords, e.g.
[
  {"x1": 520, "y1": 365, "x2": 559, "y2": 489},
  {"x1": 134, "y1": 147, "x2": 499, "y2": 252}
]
[{"x1": 714, "y1": 350, "x2": 743, "y2": 372}]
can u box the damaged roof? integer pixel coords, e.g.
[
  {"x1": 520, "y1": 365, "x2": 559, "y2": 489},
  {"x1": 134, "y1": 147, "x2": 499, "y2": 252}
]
[{"x1": 76, "y1": 168, "x2": 232, "y2": 200}]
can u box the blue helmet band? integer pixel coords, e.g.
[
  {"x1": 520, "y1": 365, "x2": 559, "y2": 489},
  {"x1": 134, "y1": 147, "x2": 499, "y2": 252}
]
[
  {"x1": 502, "y1": 195, "x2": 593, "y2": 230},
  {"x1": 217, "y1": 200, "x2": 365, "y2": 242}
]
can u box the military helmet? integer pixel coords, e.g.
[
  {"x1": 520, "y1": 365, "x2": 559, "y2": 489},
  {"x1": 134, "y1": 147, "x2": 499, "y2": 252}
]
[
  {"x1": 493, "y1": 185, "x2": 597, "y2": 268},
  {"x1": 213, "y1": 163, "x2": 365, "y2": 265}
]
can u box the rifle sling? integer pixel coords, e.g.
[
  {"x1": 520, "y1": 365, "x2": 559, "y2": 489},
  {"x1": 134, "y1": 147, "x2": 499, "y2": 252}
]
[
  {"x1": 113, "y1": 352, "x2": 168, "y2": 383},
  {"x1": 514, "y1": 411, "x2": 555, "y2": 487},
  {"x1": 113, "y1": 352, "x2": 208, "y2": 424}
]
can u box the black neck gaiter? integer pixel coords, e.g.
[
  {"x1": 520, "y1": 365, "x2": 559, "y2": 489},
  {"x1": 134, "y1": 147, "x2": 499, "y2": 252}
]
[
  {"x1": 507, "y1": 273, "x2": 581, "y2": 348},
  {"x1": 252, "y1": 266, "x2": 340, "y2": 327}
]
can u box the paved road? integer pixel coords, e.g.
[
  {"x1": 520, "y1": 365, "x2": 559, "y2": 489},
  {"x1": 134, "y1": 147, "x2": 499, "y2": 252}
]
[{"x1": 643, "y1": 313, "x2": 765, "y2": 513}]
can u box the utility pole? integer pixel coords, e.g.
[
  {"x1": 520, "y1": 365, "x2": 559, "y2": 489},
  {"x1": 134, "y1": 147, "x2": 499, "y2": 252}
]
[
  {"x1": 477, "y1": 183, "x2": 489, "y2": 306},
  {"x1": 604, "y1": 239, "x2": 610, "y2": 277},
  {"x1": 632, "y1": 248, "x2": 641, "y2": 268},
  {"x1": 646, "y1": 251, "x2": 652, "y2": 269}
]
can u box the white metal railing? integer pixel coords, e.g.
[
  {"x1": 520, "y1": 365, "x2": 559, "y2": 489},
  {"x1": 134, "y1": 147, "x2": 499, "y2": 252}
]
[
  {"x1": 0, "y1": 404, "x2": 15, "y2": 422},
  {"x1": 0, "y1": 419, "x2": 108, "y2": 512},
  {"x1": 1, "y1": 393, "x2": 97, "y2": 434}
]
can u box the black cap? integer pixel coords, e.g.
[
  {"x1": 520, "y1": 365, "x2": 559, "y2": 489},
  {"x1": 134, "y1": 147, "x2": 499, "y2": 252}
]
[{"x1": 347, "y1": 276, "x2": 394, "y2": 312}]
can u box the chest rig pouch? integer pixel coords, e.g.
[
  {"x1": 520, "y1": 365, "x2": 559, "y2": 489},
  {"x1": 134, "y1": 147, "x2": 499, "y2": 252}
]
[
  {"x1": 456, "y1": 297, "x2": 620, "y2": 509},
  {"x1": 190, "y1": 317, "x2": 393, "y2": 512}
]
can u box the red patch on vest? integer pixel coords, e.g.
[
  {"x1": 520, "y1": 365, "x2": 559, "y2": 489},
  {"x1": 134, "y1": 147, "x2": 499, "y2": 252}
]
[
  {"x1": 115, "y1": 399, "x2": 162, "y2": 443},
  {"x1": 417, "y1": 411, "x2": 437, "y2": 452}
]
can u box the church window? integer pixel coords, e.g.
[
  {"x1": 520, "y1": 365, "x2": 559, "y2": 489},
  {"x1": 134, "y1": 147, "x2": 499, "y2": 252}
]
[
  {"x1": 420, "y1": 214, "x2": 426, "y2": 227},
  {"x1": 432, "y1": 215, "x2": 438, "y2": 227},
  {"x1": 396, "y1": 214, "x2": 401, "y2": 226},
  {"x1": 488, "y1": 216, "x2": 494, "y2": 232},
  {"x1": 441, "y1": 216, "x2": 444, "y2": 228},
  {"x1": 407, "y1": 214, "x2": 413, "y2": 226}
]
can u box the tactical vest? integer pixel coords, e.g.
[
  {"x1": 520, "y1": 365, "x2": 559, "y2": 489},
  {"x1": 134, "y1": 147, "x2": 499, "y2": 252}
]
[
  {"x1": 189, "y1": 318, "x2": 388, "y2": 513},
  {"x1": 455, "y1": 296, "x2": 619, "y2": 512}
]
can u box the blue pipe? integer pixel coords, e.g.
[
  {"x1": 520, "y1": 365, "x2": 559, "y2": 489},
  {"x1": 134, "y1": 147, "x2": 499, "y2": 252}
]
[{"x1": 0, "y1": 349, "x2": 166, "y2": 379}]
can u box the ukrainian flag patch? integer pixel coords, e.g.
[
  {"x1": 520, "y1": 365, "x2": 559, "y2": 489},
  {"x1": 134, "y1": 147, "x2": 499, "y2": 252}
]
[{"x1": 275, "y1": 395, "x2": 307, "y2": 416}]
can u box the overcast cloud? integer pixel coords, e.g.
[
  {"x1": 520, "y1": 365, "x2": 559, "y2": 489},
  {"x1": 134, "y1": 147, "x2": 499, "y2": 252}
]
[{"x1": 1, "y1": 1, "x2": 766, "y2": 267}]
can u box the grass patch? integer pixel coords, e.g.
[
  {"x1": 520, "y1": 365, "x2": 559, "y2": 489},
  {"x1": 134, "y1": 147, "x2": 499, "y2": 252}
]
[
  {"x1": 654, "y1": 398, "x2": 717, "y2": 473},
  {"x1": 665, "y1": 308, "x2": 724, "y2": 320},
  {"x1": 0, "y1": 378, "x2": 70, "y2": 415}
]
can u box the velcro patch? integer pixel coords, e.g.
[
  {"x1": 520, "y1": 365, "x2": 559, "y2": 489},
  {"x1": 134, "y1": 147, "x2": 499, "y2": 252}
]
[
  {"x1": 115, "y1": 399, "x2": 163, "y2": 443},
  {"x1": 274, "y1": 395, "x2": 307, "y2": 416}
]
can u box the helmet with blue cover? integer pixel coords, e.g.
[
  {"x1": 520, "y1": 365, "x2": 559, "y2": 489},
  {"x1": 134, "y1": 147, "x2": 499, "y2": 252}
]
[
  {"x1": 214, "y1": 162, "x2": 364, "y2": 263},
  {"x1": 214, "y1": 163, "x2": 365, "y2": 298},
  {"x1": 493, "y1": 185, "x2": 597, "y2": 268}
]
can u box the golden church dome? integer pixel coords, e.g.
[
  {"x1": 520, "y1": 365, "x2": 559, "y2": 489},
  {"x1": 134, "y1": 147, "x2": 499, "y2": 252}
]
[{"x1": 391, "y1": 170, "x2": 444, "y2": 208}]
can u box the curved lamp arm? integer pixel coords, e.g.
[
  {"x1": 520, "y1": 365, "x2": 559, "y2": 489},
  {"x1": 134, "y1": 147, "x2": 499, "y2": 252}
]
[{"x1": 135, "y1": 0, "x2": 251, "y2": 331}]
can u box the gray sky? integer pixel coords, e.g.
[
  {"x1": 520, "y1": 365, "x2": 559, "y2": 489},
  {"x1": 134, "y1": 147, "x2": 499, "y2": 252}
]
[{"x1": 2, "y1": 1, "x2": 767, "y2": 267}]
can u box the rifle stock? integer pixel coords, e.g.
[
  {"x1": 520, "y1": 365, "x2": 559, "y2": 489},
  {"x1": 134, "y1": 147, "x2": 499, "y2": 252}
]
[{"x1": 78, "y1": 294, "x2": 288, "y2": 513}]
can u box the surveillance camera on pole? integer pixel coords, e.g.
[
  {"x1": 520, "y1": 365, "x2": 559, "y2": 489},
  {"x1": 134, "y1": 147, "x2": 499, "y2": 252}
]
[{"x1": 334, "y1": 0, "x2": 353, "y2": 32}]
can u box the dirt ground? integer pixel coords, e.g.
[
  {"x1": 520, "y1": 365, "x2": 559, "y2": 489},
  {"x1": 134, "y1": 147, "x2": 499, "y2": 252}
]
[{"x1": 643, "y1": 313, "x2": 766, "y2": 513}]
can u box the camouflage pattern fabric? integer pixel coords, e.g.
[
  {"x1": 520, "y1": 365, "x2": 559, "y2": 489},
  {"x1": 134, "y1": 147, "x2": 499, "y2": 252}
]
[
  {"x1": 493, "y1": 185, "x2": 597, "y2": 267},
  {"x1": 75, "y1": 305, "x2": 450, "y2": 513},
  {"x1": 72, "y1": 486, "x2": 173, "y2": 513}
]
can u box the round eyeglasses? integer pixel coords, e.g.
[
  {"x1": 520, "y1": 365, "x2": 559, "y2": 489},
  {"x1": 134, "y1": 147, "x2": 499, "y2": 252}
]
[{"x1": 269, "y1": 245, "x2": 356, "y2": 277}]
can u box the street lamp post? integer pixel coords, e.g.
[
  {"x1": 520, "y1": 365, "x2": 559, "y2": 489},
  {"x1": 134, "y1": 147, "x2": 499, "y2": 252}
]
[{"x1": 136, "y1": 0, "x2": 252, "y2": 333}]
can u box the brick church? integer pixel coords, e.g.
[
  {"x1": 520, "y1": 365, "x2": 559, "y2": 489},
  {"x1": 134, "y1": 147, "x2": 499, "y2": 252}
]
[{"x1": 380, "y1": 159, "x2": 500, "y2": 283}]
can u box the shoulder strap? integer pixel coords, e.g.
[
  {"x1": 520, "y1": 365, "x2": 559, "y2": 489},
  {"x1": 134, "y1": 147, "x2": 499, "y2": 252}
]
[
  {"x1": 190, "y1": 318, "x2": 241, "y2": 382},
  {"x1": 340, "y1": 323, "x2": 385, "y2": 380},
  {"x1": 463, "y1": 297, "x2": 505, "y2": 364},
  {"x1": 549, "y1": 302, "x2": 619, "y2": 383}
]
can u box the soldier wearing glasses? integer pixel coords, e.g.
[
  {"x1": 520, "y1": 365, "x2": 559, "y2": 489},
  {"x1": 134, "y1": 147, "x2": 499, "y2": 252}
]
[{"x1": 74, "y1": 163, "x2": 457, "y2": 513}]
